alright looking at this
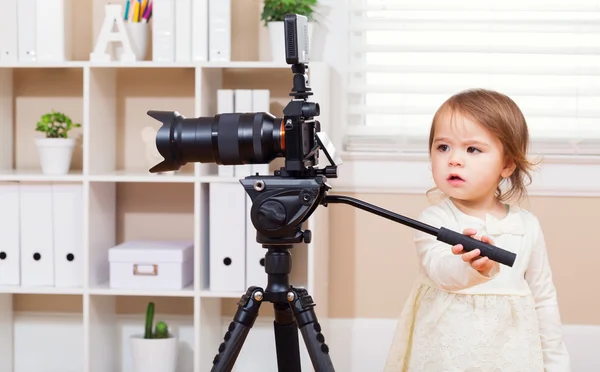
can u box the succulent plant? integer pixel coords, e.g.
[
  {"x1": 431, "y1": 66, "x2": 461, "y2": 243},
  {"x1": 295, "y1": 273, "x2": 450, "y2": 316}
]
[
  {"x1": 144, "y1": 302, "x2": 170, "y2": 339},
  {"x1": 36, "y1": 110, "x2": 81, "y2": 138}
]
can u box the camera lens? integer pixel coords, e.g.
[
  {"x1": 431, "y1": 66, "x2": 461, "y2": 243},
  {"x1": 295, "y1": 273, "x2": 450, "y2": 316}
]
[{"x1": 148, "y1": 110, "x2": 284, "y2": 173}]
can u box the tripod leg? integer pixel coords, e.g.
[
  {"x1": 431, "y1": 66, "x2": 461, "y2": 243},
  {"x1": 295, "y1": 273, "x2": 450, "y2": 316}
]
[
  {"x1": 288, "y1": 286, "x2": 335, "y2": 372},
  {"x1": 211, "y1": 286, "x2": 264, "y2": 372},
  {"x1": 273, "y1": 302, "x2": 302, "y2": 372}
]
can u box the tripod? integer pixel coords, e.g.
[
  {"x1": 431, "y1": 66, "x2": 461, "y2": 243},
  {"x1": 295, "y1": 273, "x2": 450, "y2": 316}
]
[
  {"x1": 210, "y1": 243, "x2": 331, "y2": 372},
  {"x1": 208, "y1": 26, "x2": 515, "y2": 369},
  {"x1": 209, "y1": 175, "x2": 518, "y2": 372},
  {"x1": 210, "y1": 175, "x2": 335, "y2": 372}
]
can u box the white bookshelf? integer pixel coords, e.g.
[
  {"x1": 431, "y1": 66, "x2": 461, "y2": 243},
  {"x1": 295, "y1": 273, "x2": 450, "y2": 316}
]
[{"x1": 0, "y1": 57, "x2": 332, "y2": 372}]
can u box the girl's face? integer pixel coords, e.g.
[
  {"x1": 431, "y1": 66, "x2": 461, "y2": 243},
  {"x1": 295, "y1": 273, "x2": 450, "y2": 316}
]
[{"x1": 430, "y1": 109, "x2": 515, "y2": 206}]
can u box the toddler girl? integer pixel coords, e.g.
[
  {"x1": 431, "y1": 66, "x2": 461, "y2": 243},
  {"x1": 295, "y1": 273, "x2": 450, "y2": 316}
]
[{"x1": 384, "y1": 88, "x2": 571, "y2": 371}]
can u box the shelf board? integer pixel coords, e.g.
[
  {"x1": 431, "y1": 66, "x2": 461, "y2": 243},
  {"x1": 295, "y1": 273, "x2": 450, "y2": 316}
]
[
  {"x1": 89, "y1": 282, "x2": 195, "y2": 297},
  {"x1": 0, "y1": 285, "x2": 84, "y2": 295},
  {"x1": 198, "y1": 175, "x2": 242, "y2": 183},
  {"x1": 0, "y1": 61, "x2": 87, "y2": 68},
  {"x1": 0, "y1": 60, "x2": 293, "y2": 69},
  {"x1": 88, "y1": 170, "x2": 196, "y2": 183},
  {"x1": 88, "y1": 61, "x2": 196, "y2": 68},
  {"x1": 199, "y1": 289, "x2": 245, "y2": 298},
  {"x1": 0, "y1": 171, "x2": 268, "y2": 183},
  {"x1": 200, "y1": 61, "x2": 291, "y2": 69},
  {"x1": 0, "y1": 170, "x2": 84, "y2": 182}
]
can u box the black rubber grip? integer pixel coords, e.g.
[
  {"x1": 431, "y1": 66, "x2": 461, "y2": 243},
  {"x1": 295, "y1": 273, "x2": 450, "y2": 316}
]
[{"x1": 437, "y1": 227, "x2": 516, "y2": 267}]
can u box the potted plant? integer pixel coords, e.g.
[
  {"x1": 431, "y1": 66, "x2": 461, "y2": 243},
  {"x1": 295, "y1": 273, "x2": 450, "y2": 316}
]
[
  {"x1": 35, "y1": 110, "x2": 81, "y2": 175},
  {"x1": 130, "y1": 302, "x2": 178, "y2": 372},
  {"x1": 260, "y1": 0, "x2": 318, "y2": 62}
]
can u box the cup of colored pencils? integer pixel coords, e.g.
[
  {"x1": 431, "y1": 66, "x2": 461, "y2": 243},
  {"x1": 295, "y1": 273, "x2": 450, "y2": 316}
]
[{"x1": 118, "y1": 0, "x2": 152, "y2": 60}]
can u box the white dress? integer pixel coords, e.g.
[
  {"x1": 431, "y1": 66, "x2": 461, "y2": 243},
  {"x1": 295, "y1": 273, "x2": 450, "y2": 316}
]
[{"x1": 384, "y1": 198, "x2": 571, "y2": 372}]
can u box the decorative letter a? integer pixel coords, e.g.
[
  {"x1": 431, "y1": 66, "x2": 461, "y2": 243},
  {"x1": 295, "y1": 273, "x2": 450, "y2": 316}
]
[{"x1": 90, "y1": 4, "x2": 135, "y2": 62}]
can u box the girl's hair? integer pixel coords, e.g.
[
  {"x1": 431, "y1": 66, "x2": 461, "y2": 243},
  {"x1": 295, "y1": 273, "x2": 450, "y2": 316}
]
[{"x1": 427, "y1": 88, "x2": 540, "y2": 204}]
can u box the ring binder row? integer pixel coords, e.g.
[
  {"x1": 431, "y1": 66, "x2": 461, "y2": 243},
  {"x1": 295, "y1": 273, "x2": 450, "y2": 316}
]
[
  {"x1": 152, "y1": 0, "x2": 231, "y2": 63},
  {"x1": 0, "y1": 182, "x2": 83, "y2": 288},
  {"x1": 0, "y1": 0, "x2": 72, "y2": 63},
  {"x1": 216, "y1": 89, "x2": 271, "y2": 178},
  {"x1": 0, "y1": 0, "x2": 232, "y2": 64},
  {"x1": 210, "y1": 88, "x2": 271, "y2": 293}
]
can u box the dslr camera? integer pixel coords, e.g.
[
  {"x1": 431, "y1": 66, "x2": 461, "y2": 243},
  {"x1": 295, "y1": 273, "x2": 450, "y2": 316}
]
[{"x1": 148, "y1": 13, "x2": 340, "y2": 246}]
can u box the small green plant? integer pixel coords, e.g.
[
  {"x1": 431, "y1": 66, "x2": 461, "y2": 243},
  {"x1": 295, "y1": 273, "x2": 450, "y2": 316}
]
[
  {"x1": 144, "y1": 302, "x2": 170, "y2": 339},
  {"x1": 35, "y1": 110, "x2": 81, "y2": 138},
  {"x1": 260, "y1": 0, "x2": 318, "y2": 26}
]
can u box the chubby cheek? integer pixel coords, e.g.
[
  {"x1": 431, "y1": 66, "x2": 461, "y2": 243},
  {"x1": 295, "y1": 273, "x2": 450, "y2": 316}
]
[
  {"x1": 430, "y1": 157, "x2": 446, "y2": 183},
  {"x1": 471, "y1": 162, "x2": 502, "y2": 188},
  {"x1": 486, "y1": 168, "x2": 504, "y2": 184}
]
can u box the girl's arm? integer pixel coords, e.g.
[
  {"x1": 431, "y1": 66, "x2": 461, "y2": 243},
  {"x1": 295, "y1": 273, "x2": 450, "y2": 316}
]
[
  {"x1": 414, "y1": 208, "x2": 499, "y2": 291},
  {"x1": 525, "y1": 219, "x2": 571, "y2": 371}
]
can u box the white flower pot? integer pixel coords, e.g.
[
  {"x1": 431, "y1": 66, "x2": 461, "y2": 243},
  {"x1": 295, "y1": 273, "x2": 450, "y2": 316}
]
[
  {"x1": 267, "y1": 21, "x2": 314, "y2": 63},
  {"x1": 130, "y1": 334, "x2": 178, "y2": 372},
  {"x1": 35, "y1": 137, "x2": 76, "y2": 175}
]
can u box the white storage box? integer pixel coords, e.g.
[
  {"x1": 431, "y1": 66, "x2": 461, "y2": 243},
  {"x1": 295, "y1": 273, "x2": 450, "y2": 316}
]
[{"x1": 109, "y1": 240, "x2": 194, "y2": 290}]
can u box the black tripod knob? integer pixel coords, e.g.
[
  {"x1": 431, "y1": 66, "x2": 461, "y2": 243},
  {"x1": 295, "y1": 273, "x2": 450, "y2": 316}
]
[
  {"x1": 258, "y1": 200, "x2": 287, "y2": 229},
  {"x1": 303, "y1": 230, "x2": 312, "y2": 244}
]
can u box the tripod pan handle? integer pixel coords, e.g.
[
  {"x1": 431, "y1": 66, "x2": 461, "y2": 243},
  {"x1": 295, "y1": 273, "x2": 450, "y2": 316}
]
[{"x1": 437, "y1": 227, "x2": 517, "y2": 267}]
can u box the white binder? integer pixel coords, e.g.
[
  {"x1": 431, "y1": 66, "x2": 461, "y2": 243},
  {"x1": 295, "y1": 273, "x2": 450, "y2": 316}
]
[
  {"x1": 17, "y1": 0, "x2": 37, "y2": 62},
  {"x1": 208, "y1": 0, "x2": 230, "y2": 61},
  {"x1": 252, "y1": 90, "x2": 270, "y2": 111},
  {"x1": 209, "y1": 182, "x2": 246, "y2": 292},
  {"x1": 217, "y1": 89, "x2": 234, "y2": 113},
  {"x1": 175, "y1": 0, "x2": 191, "y2": 62},
  {"x1": 234, "y1": 89, "x2": 253, "y2": 113},
  {"x1": 0, "y1": 182, "x2": 20, "y2": 286},
  {"x1": 52, "y1": 183, "x2": 83, "y2": 287},
  {"x1": 36, "y1": 0, "x2": 72, "y2": 62},
  {"x1": 20, "y1": 183, "x2": 54, "y2": 286},
  {"x1": 0, "y1": 0, "x2": 18, "y2": 63},
  {"x1": 152, "y1": 0, "x2": 175, "y2": 62},
  {"x1": 191, "y1": 0, "x2": 208, "y2": 62}
]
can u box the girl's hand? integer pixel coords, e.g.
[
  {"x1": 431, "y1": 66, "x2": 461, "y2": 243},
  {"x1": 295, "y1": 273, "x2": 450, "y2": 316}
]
[{"x1": 451, "y1": 228, "x2": 500, "y2": 277}]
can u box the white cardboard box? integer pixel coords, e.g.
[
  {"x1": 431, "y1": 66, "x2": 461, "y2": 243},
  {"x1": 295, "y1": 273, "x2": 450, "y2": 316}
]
[{"x1": 108, "y1": 240, "x2": 194, "y2": 290}]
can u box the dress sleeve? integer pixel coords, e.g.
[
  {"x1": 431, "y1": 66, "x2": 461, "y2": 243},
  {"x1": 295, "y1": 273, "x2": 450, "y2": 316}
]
[
  {"x1": 525, "y1": 219, "x2": 571, "y2": 371},
  {"x1": 415, "y1": 207, "x2": 499, "y2": 292}
]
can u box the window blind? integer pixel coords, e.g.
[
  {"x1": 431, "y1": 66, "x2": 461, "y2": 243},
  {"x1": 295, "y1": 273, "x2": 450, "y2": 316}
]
[{"x1": 346, "y1": 0, "x2": 600, "y2": 155}]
